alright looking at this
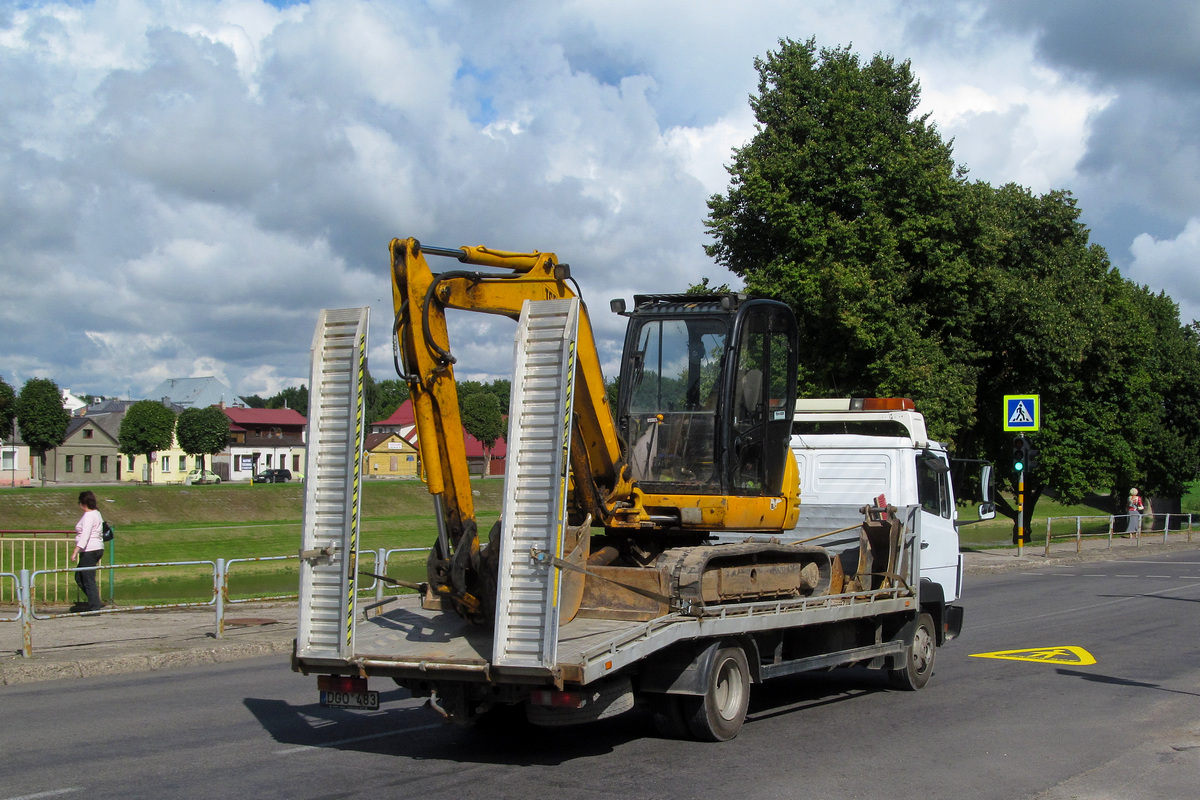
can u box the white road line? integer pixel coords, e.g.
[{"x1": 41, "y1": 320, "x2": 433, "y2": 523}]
[
  {"x1": 1115, "y1": 574, "x2": 1139, "y2": 578},
  {"x1": 3, "y1": 789, "x2": 84, "y2": 800},
  {"x1": 1147, "y1": 575, "x2": 1171, "y2": 578},
  {"x1": 275, "y1": 723, "x2": 445, "y2": 755}
]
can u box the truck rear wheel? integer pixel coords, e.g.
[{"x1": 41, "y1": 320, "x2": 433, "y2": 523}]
[
  {"x1": 682, "y1": 644, "x2": 750, "y2": 741},
  {"x1": 648, "y1": 694, "x2": 690, "y2": 739},
  {"x1": 889, "y1": 613, "x2": 935, "y2": 690}
]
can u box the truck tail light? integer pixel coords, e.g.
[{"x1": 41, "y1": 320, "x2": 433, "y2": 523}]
[
  {"x1": 318, "y1": 675, "x2": 369, "y2": 694},
  {"x1": 529, "y1": 689, "x2": 587, "y2": 708}
]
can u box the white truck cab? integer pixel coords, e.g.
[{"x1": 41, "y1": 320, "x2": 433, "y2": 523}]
[{"x1": 788, "y1": 398, "x2": 994, "y2": 625}]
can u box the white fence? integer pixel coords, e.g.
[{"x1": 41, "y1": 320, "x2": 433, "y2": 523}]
[
  {"x1": 2, "y1": 547, "x2": 425, "y2": 658},
  {"x1": 1043, "y1": 513, "x2": 1195, "y2": 556}
]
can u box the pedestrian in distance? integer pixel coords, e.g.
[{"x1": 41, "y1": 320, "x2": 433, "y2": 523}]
[
  {"x1": 72, "y1": 490, "x2": 106, "y2": 611},
  {"x1": 1125, "y1": 488, "x2": 1145, "y2": 538}
]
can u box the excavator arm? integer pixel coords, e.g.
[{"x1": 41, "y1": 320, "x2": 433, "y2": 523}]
[{"x1": 390, "y1": 238, "x2": 631, "y2": 618}]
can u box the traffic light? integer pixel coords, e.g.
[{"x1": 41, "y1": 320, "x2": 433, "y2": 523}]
[
  {"x1": 1025, "y1": 443, "x2": 1040, "y2": 473},
  {"x1": 1011, "y1": 436, "x2": 1028, "y2": 473}
]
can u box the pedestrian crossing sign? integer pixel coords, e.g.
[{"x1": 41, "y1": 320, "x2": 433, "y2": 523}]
[{"x1": 1003, "y1": 395, "x2": 1040, "y2": 431}]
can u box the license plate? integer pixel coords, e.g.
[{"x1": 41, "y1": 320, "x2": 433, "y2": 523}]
[{"x1": 320, "y1": 689, "x2": 380, "y2": 710}]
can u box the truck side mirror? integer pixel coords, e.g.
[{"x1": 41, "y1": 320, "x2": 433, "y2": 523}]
[{"x1": 977, "y1": 463, "x2": 996, "y2": 520}]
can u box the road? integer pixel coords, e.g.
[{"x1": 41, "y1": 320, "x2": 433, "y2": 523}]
[{"x1": 3, "y1": 550, "x2": 1198, "y2": 800}]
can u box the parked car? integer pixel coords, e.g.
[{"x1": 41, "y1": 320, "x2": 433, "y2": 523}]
[
  {"x1": 253, "y1": 468, "x2": 292, "y2": 483},
  {"x1": 184, "y1": 469, "x2": 221, "y2": 485}
]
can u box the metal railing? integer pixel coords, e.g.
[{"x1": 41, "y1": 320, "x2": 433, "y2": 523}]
[
  {"x1": 0, "y1": 532, "x2": 74, "y2": 603},
  {"x1": 1043, "y1": 513, "x2": 1195, "y2": 556},
  {"x1": 3, "y1": 546, "x2": 426, "y2": 657}
]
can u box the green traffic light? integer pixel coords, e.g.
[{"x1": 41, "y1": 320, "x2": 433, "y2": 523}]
[{"x1": 1014, "y1": 460, "x2": 1025, "y2": 472}]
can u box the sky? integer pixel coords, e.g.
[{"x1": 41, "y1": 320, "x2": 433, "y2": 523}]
[{"x1": 2, "y1": 0, "x2": 1198, "y2": 402}]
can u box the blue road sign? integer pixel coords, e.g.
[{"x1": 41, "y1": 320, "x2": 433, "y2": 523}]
[{"x1": 1003, "y1": 395, "x2": 1040, "y2": 432}]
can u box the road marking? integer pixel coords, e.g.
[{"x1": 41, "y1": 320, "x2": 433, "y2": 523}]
[
  {"x1": 970, "y1": 646, "x2": 1096, "y2": 665},
  {"x1": 275, "y1": 722, "x2": 445, "y2": 755},
  {"x1": 3, "y1": 789, "x2": 83, "y2": 800}
]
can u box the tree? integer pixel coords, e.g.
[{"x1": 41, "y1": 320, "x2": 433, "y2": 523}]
[
  {"x1": 242, "y1": 394, "x2": 268, "y2": 408},
  {"x1": 15, "y1": 378, "x2": 69, "y2": 486},
  {"x1": 0, "y1": 376, "x2": 15, "y2": 437},
  {"x1": 267, "y1": 385, "x2": 309, "y2": 414},
  {"x1": 705, "y1": 38, "x2": 977, "y2": 442},
  {"x1": 118, "y1": 401, "x2": 177, "y2": 483},
  {"x1": 460, "y1": 392, "x2": 505, "y2": 476},
  {"x1": 705, "y1": 38, "x2": 1200, "y2": 540},
  {"x1": 176, "y1": 406, "x2": 231, "y2": 476},
  {"x1": 373, "y1": 378, "x2": 409, "y2": 422}
]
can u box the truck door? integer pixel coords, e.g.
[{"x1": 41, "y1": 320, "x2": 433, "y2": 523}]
[{"x1": 915, "y1": 451, "x2": 961, "y2": 602}]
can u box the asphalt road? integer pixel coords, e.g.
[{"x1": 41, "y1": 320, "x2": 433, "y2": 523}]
[{"x1": 3, "y1": 551, "x2": 1198, "y2": 800}]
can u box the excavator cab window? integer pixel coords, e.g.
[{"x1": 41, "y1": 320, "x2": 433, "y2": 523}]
[
  {"x1": 619, "y1": 294, "x2": 797, "y2": 498},
  {"x1": 624, "y1": 315, "x2": 728, "y2": 492}
]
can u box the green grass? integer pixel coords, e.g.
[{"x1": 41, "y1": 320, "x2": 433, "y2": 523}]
[
  {"x1": 0, "y1": 479, "x2": 504, "y2": 604},
  {"x1": 4, "y1": 478, "x2": 1193, "y2": 600}
]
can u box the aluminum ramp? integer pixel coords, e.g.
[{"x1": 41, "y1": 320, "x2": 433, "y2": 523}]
[
  {"x1": 296, "y1": 307, "x2": 369, "y2": 660},
  {"x1": 492, "y1": 299, "x2": 580, "y2": 673}
]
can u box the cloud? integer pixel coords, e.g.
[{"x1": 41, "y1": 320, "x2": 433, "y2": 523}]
[
  {"x1": 1129, "y1": 219, "x2": 1200, "y2": 324},
  {"x1": 1, "y1": 0, "x2": 1197, "y2": 402}
]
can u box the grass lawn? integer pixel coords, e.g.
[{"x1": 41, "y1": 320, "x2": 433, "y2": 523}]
[
  {"x1": 4, "y1": 477, "x2": 1194, "y2": 601},
  {"x1": 0, "y1": 479, "x2": 504, "y2": 603}
]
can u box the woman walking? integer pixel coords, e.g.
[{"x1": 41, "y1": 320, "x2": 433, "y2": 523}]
[{"x1": 72, "y1": 490, "x2": 106, "y2": 611}]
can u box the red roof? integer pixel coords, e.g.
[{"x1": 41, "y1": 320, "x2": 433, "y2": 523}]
[
  {"x1": 223, "y1": 407, "x2": 308, "y2": 426},
  {"x1": 373, "y1": 399, "x2": 415, "y2": 426}
]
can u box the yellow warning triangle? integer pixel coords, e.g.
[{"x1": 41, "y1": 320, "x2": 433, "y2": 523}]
[{"x1": 970, "y1": 646, "x2": 1096, "y2": 665}]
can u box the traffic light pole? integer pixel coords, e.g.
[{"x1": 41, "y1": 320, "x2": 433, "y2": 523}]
[{"x1": 1017, "y1": 472, "x2": 1025, "y2": 555}]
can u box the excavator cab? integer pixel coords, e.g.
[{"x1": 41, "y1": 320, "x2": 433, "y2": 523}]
[{"x1": 614, "y1": 294, "x2": 799, "y2": 499}]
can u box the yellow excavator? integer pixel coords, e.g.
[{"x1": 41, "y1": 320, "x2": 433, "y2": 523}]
[{"x1": 391, "y1": 237, "x2": 834, "y2": 625}]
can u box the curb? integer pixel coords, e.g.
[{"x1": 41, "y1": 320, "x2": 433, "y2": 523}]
[{"x1": 1, "y1": 638, "x2": 294, "y2": 686}]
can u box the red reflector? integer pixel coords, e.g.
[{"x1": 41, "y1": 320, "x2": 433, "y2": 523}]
[
  {"x1": 530, "y1": 689, "x2": 586, "y2": 708},
  {"x1": 318, "y1": 675, "x2": 368, "y2": 693}
]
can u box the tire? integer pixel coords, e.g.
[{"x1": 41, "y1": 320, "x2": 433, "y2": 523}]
[
  {"x1": 889, "y1": 612, "x2": 936, "y2": 691},
  {"x1": 648, "y1": 693, "x2": 690, "y2": 739},
  {"x1": 682, "y1": 644, "x2": 751, "y2": 741}
]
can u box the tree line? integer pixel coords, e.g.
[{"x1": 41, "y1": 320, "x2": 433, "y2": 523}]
[{"x1": 704, "y1": 38, "x2": 1200, "y2": 535}]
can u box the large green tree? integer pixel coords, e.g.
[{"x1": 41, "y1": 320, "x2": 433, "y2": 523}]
[
  {"x1": 706, "y1": 38, "x2": 977, "y2": 442},
  {"x1": 119, "y1": 401, "x2": 177, "y2": 483},
  {"x1": 706, "y1": 38, "x2": 1200, "y2": 539},
  {"x1": 175, "y1": 406, "x2": 231, "y2": 476},
  {"x1": 16, "y1": 378, "x2": 70, "y2": 486}
]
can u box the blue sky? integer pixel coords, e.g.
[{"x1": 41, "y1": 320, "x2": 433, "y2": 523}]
[{"x1": 2, "y1": 0, "x2": 1198, "y2": 400}]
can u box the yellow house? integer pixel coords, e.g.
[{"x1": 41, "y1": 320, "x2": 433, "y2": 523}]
[
  {"x1": 364, "y1": 431, "x2": 420, "y2": 478},
  {"x1": 120, "y1": 433, "x2": 191, "y2": 485}
]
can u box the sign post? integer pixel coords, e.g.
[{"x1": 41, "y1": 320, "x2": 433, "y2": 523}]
[{"x1": 1004, "y1": 397, "x2": 1040, "y2": 555}]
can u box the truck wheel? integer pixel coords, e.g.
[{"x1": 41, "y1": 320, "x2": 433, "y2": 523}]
[
  {"x1": 889, "y1": 613, "x2": 935, "y2": 691},
  {"x1": 683, "y1": 645, "x2": 750, "y2": 741},
  {"x1": 648, "y1": 694, "x2": 689, "y2": 739}
]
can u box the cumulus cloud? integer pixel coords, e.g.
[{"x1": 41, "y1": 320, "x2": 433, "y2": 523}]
[
  {"x1": 1, "y1": 0, "x2": 1197, "y2": 402},
  {"x1": 1130, "y1": 219, "x2": 1200, "y2": 324}
]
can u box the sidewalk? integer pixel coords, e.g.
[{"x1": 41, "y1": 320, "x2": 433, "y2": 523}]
[{"x1": 2, "y1": 535, "x2": 1196, "y2": 686}]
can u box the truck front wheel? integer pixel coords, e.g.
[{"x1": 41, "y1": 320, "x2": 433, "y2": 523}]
[
  {"x1": 889, "y1": 613, "x2": 936, "y2": 690},
  {"x1": 682, "y1": 644, "x2": 751, "y2": 741}
]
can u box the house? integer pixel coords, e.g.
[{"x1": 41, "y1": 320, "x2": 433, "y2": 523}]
[
  {"x1": 363, "y1": 431, "x2": 420, "y2": 478},
  {"x1": 145, "y1": 376, "x2": 237, "y2": 409},
  {"x1": 61, "y1": 388, "x2": 88, "y2": 416},
  {"x1": 216, "y1": 406, "x2": 308, "y2": 481},
  {"x1": 38, "y1": 415, "x2": 123, "y2": 484},
  {"x1": 1, "y1": 429, "x2": 32, "y2": 487},
  {"x1": 371, "y1": 399, "x2": 505, "y2": 477}
]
